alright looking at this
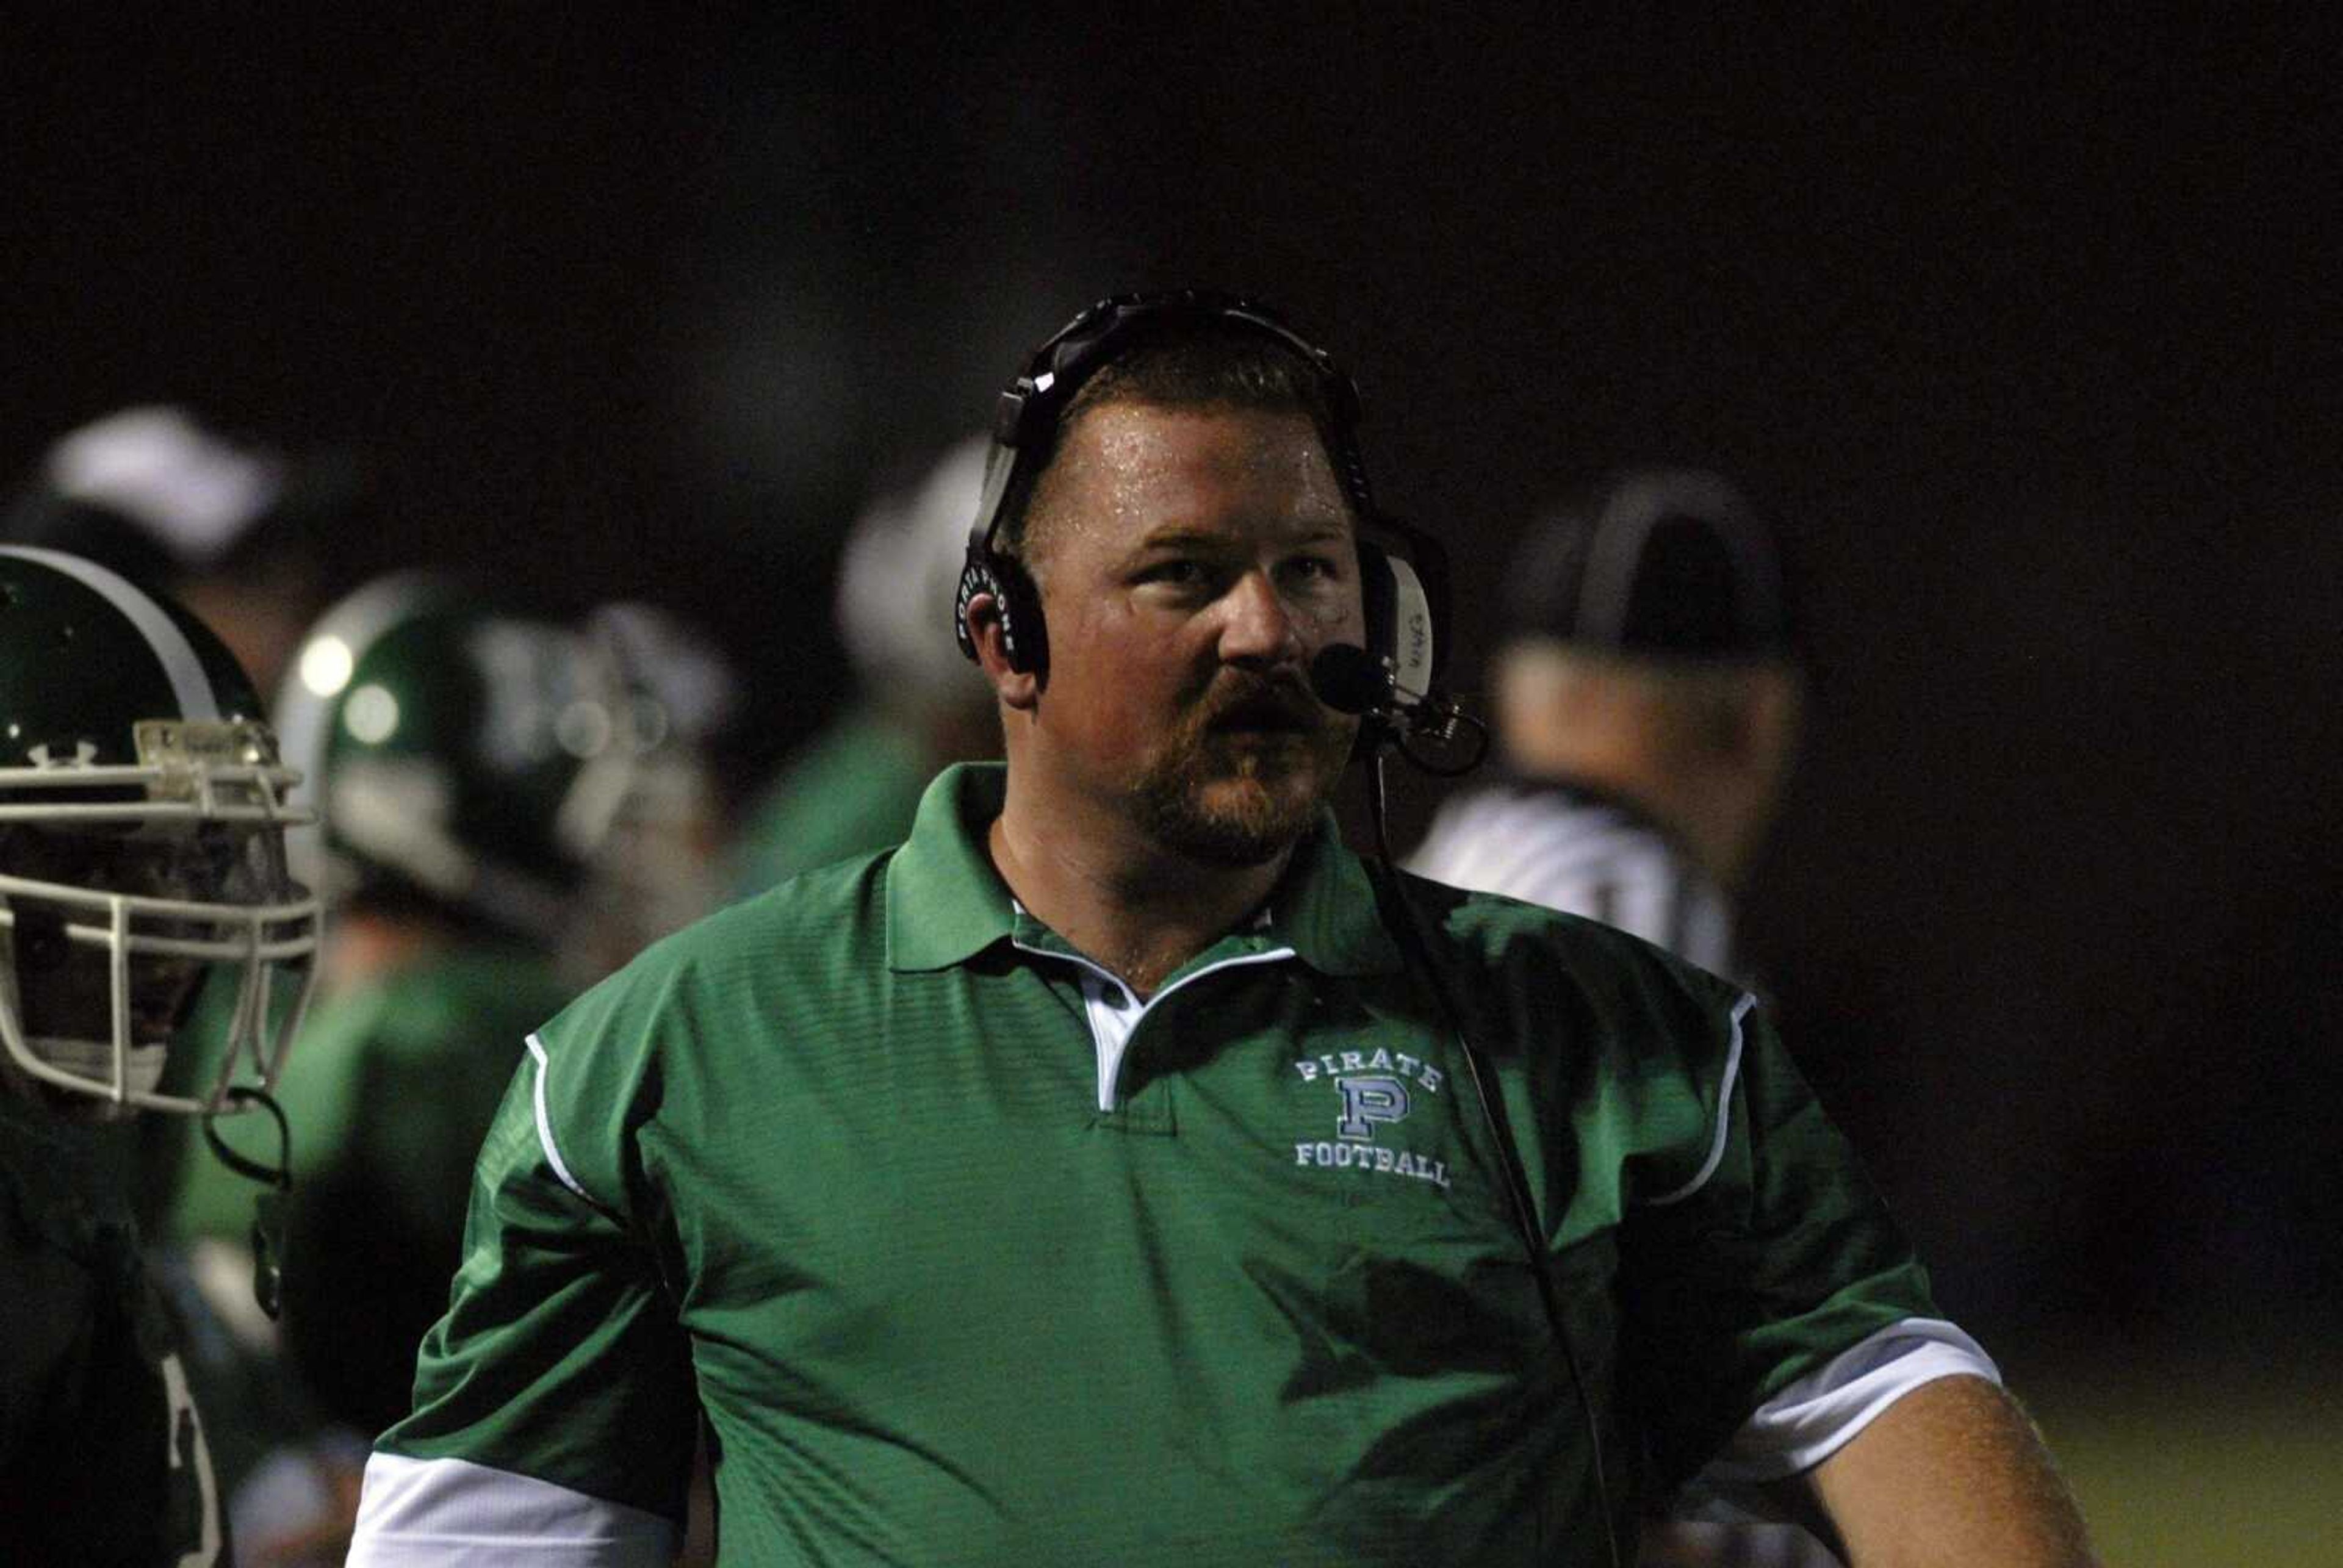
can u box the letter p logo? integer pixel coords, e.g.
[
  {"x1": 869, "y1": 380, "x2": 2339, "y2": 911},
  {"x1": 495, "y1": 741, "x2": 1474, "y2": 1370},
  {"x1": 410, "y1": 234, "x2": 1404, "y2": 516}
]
[{"x1": 1337, "y1": 1075, "x2": 1411, "y2": 1142}]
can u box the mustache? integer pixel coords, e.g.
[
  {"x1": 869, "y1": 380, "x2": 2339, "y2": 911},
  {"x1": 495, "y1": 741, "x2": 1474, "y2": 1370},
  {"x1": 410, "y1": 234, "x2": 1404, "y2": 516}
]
[{"x1": 1198, "y1": 672, "x2": 1332, "y2": 732}]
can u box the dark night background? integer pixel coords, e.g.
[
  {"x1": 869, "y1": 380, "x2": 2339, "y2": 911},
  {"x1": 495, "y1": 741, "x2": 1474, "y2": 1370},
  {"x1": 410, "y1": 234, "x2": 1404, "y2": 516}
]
[{"x1": 6, "y1": 12, "x2": 2338, "y2": 1552}]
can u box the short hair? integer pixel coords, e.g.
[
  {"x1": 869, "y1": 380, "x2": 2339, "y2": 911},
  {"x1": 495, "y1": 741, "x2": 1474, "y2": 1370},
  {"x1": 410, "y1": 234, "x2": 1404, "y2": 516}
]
[
  {"x1": 1000, "y1": 322, "x2": 1353, "y2": 563},
  {"x1": 1499, "y1": 639, "x2": 1775, "y2": 761}
]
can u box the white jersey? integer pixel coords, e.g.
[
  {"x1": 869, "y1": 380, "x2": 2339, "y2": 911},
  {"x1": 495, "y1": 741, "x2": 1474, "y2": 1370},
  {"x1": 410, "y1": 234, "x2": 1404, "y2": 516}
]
[{"x1": 1408, "y1": 782, "x2": 1740, "y2": 980}]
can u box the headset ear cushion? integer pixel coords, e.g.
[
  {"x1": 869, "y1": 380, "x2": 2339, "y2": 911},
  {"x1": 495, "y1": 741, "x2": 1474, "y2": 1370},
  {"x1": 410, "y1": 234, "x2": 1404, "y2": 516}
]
[
  {"x1": 953, "y1": 556, "x2": 995, "y2": 664},
  {"x1": 954, "y1": 550, "x2": 1047, "y2": 675},
  {"x1": 993, "y1": 553, "x2": 1046, "y2": 676},
  {"x1": 1378, "y1": 552, "x2": 1435, "y2": 697},
  {"x1": 1357, "y1": 538, "x2": 1436, "y2": 696}
]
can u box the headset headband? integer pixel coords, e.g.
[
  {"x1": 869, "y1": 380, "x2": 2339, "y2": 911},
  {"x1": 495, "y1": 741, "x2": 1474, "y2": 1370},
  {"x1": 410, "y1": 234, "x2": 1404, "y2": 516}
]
[
  {"x1": 966, "y1": 290, "x2": 1377, "y2": 563},
  {"x1": 954, "y1": 289, "x2": 1447, "y2": 689}
]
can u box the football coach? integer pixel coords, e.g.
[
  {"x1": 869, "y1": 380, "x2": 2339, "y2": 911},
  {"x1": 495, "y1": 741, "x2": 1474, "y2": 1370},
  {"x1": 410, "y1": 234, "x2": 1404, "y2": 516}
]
[{"x1": 347, "y1": 292, "x2": 2097, "y2": 1567}]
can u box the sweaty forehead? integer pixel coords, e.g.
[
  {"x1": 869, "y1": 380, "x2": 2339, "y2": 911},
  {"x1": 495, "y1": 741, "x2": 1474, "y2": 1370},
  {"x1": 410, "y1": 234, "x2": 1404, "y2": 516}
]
[{"x1": 1026, "y1": 401, "x2": 1354, "y2": 558}]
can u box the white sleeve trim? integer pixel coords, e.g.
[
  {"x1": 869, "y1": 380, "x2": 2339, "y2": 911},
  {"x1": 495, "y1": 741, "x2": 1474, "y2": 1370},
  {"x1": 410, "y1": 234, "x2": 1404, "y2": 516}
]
[
  {"x1": 1644, "y1": 991, "x2": 1757, "y2": 1207},
  {"x1": 524, "y1": 1031, "x2": 600, "y2": 1210},
  {"x1": 348, "y1": 1452, "x2": 677, "y2": 1566},
  {"x1": 1704, "y1": 1316, "x2": 2004, "y2": 1481}
]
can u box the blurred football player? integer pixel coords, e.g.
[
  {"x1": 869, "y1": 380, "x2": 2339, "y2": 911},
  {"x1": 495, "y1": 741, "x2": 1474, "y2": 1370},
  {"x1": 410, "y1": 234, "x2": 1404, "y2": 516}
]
[
  {"x1": 1, "y1": 544, "x2": 321, "y2": 1564},
  {"x1": 559, "y1": 599, "x2": 741, "y2": 984},
  {"x1": 4, "y1": 406, "x2": 359, "y2": 697},
  {"x1": 178, "y1": 576, "x2": 632, "y2": 1432},
  {"x1": 156, "y1": 575, "x2": 635, "y2": 1563},
  {"x1": 727, "y1": 434, "x2": 998, "y2": 895}
]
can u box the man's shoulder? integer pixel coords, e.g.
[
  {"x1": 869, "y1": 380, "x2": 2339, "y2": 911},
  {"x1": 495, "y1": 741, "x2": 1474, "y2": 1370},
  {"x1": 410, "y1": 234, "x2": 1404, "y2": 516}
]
[
  {"x1": 542, "y1": 849, "x2": 899, "y2": 1045},
  {"x1": 1419, "y1": 778, "x2": 1651, "y2": 840},
  {"x1": 666, "y1": 847, "x2": 896, "y2": 964}
]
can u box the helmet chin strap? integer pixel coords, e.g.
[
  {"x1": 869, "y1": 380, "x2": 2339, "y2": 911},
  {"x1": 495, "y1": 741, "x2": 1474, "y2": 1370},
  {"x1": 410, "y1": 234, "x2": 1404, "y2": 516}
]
[{"x1": 201, "y1": 1086, "x2": 292, "y2": 1320}]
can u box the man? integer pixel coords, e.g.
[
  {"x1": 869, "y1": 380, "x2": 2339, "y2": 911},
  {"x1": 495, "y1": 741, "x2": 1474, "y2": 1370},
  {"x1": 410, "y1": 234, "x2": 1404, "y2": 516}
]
[
  {"x1": 164, "y1": 576, "x2": 641, "y2": 1561},
  {"x1": 1408, "y1": 468, "x2": 1802, "y2": 982},
  {"x1": 1409, "y1": 475, "x2": 1835, "y2": 1563},
  {"x1": 181, "y1": 576, "x2": 624, "y2": 1439},
  {"x1": 1, "y1": 544, "x2": 322, "y2": 1565},
  {"x1": 348, "y1": 295, "x2": 2096, "y2": 1565}
]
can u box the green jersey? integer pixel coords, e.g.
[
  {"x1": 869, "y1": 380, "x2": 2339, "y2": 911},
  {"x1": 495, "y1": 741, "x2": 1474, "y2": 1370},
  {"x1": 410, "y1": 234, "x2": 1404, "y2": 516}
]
[
  {"x1": 355, "y1": 764, "x2": 1937, "y2": 1566},
  {"x1": 185, "y1": 944, "x2": 575, "y2": 1438},
  {"x1": 1, "y1": 1094, "x2": 225, "y2": 1565},
  {"x1": 725, "y1": 707, "x2": 930, "y2": 899}
]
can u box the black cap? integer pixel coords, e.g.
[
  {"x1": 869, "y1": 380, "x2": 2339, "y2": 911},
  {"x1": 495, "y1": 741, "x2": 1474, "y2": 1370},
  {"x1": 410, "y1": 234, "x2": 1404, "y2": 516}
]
[{"x1": 1501, "y1": 467, "x2": 1792, "y2": 661}]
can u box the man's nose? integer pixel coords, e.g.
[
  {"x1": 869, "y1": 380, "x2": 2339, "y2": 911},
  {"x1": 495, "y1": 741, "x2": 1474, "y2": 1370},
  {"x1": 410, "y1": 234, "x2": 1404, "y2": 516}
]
[{"x1": 1218, "y1": 570, "x2": 1305, "y2": 668}]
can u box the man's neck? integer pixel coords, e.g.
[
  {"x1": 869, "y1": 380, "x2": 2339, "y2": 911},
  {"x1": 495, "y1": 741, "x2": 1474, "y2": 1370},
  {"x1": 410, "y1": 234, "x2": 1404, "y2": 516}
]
[{"x1": 987, "y1": 791, "x2": 1292, "y2": 998}]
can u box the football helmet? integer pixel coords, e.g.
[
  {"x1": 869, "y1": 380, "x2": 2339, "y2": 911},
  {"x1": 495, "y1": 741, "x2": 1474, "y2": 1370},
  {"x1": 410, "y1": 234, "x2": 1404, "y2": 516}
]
[
  {"x1": 557, "y1": 600, "x2": 738, "y2": 978},
  {"x1": 0, "y1": 545, "x2": 320, "y2": 1115},
  {"x1": 277, "y1": 575, "x2": 632, "y2": 944}
]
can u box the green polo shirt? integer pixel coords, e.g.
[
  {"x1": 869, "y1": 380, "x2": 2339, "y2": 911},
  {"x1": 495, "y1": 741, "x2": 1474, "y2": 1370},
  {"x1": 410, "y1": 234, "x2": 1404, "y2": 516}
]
[{"x1": 372, "y1": 763, "x2": 1934, "y2": 1566}]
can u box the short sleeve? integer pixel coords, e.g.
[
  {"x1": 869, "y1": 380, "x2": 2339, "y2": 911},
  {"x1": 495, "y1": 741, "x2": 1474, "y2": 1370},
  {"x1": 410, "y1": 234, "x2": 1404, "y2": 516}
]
[
  {"x1": 359, "y1": 1018, "x2": 697, "y2": 1542},
  {"x1": 1619, "y1": 994, "x2": 1939, "y2": 1489}
]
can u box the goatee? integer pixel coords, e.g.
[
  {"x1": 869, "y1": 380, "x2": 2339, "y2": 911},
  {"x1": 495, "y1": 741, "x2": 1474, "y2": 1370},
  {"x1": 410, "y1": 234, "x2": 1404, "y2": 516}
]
[{"x1": 1128, "y1": 692, "x2": 1355, "y2": 866}]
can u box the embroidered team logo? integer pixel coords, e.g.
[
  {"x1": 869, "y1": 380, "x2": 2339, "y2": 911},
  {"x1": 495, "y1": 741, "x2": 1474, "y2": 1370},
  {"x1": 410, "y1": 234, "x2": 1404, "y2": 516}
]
[{"x1": 1290, "y1": 1048, "x2": 1452, "y2": 1189}]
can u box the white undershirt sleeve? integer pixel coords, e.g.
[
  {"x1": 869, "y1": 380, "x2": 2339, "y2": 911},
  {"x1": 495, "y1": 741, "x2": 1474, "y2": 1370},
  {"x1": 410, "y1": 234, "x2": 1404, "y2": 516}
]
[
  {"x1": 1703, "y1": 1315, "x2": 2003, "y2": 1482},
  {"x1": 347, "y1": 1452, "x2": 678, "y2": 1566}
]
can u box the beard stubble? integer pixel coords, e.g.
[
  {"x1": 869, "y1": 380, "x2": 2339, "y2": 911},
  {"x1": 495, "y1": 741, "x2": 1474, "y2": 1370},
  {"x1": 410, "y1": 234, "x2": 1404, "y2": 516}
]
[{"x1": 1126, "y1": 689, "x2": 1356, "y2": 866}]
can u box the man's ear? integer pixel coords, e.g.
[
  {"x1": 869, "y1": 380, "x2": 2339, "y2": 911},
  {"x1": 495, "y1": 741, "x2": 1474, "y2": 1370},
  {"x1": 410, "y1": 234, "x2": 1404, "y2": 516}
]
[{"x1": 963, "y1": 591, "x2": 1041, "y2": 711}]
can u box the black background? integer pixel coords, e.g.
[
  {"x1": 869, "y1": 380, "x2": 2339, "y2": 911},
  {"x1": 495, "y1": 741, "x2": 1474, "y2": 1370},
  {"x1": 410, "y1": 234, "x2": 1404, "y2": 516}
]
[{"x1": 6, "y1": 10, "x2": 2338, "y2": 1370}]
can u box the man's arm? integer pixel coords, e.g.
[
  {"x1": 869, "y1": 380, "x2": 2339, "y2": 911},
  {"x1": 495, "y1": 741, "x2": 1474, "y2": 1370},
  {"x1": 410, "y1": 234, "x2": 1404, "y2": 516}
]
[
  {"x1": 1786, "y1": 1374, "x2": 2098, "y2": 1567},
  {"x1": 346, "y1": 1030, "x2": 697, "y2": 1564}
]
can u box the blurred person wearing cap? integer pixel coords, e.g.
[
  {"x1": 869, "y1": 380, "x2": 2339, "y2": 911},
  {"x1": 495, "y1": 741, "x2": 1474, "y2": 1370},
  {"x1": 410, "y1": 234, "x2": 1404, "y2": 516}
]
[
  {"x1": 4, "y1": 406, "x2": 359, "y2": 699},
  {"x1": 725, "y1": 436, "x2": 1000, "y2": 897},
  {"x1": 1409, "y1": 468, "x2": 1802, "y2": 984},
  {"x1": 1412, "y1": 470, "x2": 1834, "y2": 1564}
]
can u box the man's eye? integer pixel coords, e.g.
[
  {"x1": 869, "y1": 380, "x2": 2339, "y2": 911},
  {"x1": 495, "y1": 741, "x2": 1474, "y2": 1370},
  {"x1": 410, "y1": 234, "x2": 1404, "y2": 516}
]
[{"x1": 1139, "y1": 561, "x2": 1208, "y2": 587}]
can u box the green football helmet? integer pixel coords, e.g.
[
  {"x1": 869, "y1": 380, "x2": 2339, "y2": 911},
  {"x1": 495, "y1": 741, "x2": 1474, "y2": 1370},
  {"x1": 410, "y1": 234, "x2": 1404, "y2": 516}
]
[
  {"x1": 276, "y1": 575, "x2": 636, "y2": 944},
  {"x1": 0, "y1": 545, "x2": 321, "y2": 1115},
  {"x1": 557, "y1": 600, "x2": 739, "y2": 980}
]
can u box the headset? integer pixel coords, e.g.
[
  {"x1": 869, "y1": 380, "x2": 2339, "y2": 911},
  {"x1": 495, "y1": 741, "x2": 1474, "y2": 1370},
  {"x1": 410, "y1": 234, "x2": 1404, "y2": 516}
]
[
  {"x1": 953, "y1": 290, "x2": 1622, "y2": 1565},
  {"x1": 951, "y1": 289, "x2": 1447, "y2": 703}
]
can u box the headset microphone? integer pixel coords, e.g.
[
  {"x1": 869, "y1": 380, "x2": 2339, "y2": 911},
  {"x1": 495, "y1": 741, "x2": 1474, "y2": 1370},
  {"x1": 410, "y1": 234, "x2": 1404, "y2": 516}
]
[{"x1": 1309, "y1": 644, "x2": 1489, "y2": 777}]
